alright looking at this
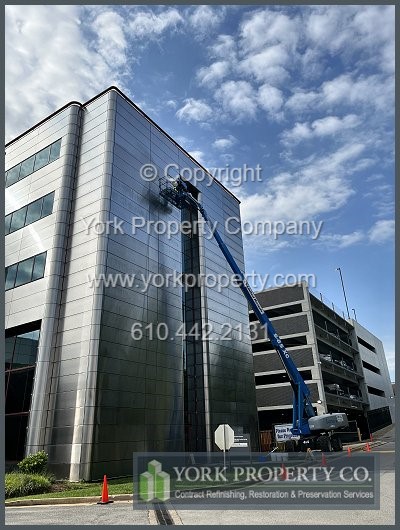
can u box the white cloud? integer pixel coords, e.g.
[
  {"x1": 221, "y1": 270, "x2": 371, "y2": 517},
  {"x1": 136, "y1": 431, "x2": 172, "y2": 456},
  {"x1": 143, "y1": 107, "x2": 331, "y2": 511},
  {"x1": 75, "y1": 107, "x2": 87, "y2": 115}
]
[
  {"x1": 197, "y1": 61, "x2": 230, "y2": 87},
  {"x1": 176, "y1": 98, "x2": 213, "y2": 123},
  {"x1": 281, "y1": 114, "x2": 360, "y2": 145},
  {"x1": 368, "y1": 220, "x2": 395, "y2": 244},
  {"x1": 187, "y1": 5, "x2": 225, "y2": 38},
  {"x1": 239, "y1": 143, "x2": 364, "y2": 225},
  {"x1": 5, "y1": 5, "x2": 129, "y2": 141},
  {"x1": 165, "y1": 99, "x2": 177, "y2": 110},
  {"x1": 239, "y1": 45, "x2": 289, "y2": 84},
  {"x1": 128, "y1": 8, "x2": 183, "y2": 38},
  {"x1": 210, "y1": 34, "x2": 236, "y2": 61},
  {"x1": 239, "y1": 9, "x2": 299, "y2": 52},
  {"x1": 306, "y1": 5, "x2": 395, "y2": 73},
  {"x1": 92, "y1": 10, "x2": 127, "y2": 67},
  {"x1": 213, "y1": 135, "x2": 237, "y2": 150},
  {"x1": 215, "y1": 80, "x2": 257, "y2": 120},
  {"x1": 321, "y1": 74, "x2": 394, "y2": 113},
  {"x1": 285, "y1": 91, "x2": 319, "y2": 113},
  {"x1": 258, "y1": 84, "x2": 284, "y2": 117},
  {"x1": 286, "y1": 73, "x2": 394, "y2": 117},
  {"x1": 319, "y1": 231, "x2": 365, "y2": 249}
]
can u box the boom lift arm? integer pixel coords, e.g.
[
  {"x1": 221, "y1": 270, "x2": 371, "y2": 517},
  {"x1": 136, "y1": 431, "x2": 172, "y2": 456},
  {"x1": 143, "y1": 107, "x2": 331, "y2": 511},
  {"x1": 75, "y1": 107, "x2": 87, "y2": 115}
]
[{"x1": 159, "y1": 177, "x2": 347, "y2": 442}]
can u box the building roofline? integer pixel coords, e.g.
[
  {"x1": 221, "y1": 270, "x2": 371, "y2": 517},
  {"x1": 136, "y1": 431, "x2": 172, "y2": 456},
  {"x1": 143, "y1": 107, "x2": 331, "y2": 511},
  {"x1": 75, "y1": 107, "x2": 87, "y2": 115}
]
[{"x1": 5, "y1": 86, "x2": 240, "y2": 203}]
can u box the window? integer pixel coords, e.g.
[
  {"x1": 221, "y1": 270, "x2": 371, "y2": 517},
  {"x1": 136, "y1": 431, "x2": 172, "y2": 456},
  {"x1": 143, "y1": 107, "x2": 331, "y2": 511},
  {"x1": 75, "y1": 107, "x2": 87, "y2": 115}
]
[
  {"x1": 5, "y1": 264, "x2": 18, "y2": 291},
  {"x1": 19, "y1": 156, "x2": 35, "y2": 179},
  {"x1": 5, "y1": 322, "x2": 40, "y2": 461},
  {"x1": 10, "y1": 207, "x2": 27, "y2": 232},
  {"x1": 250, "y1": 303, "x2": 303, "y2": 321},
  {"x1": 5, "y1": 252, "x2": 47, "y2": 290},
  {"x1": 5, "y1": 323, "x2": 40, "y2": 371},
  {"x1": 5, "y1": 214, "x2": 12, "y2": 235},
  {"x1": 5, "y1": 192, "x2": 55, "y2": 235},
  {"x1": 255, "y1": 370, "x2": 312, "y2": 386},
  {"x1": 5, "y1": 138, "x2": 62, "y2": 188},
  {"x1": 14, "y1": 258, "x2": 34, "y2": 288},
  {"x1": 357, "y1": 336, "x2": 376, "y2": 353},
  {"x1": 362, "y1": 361, "x2": 381, "y2": 375},
  {"x1": 6, "y1": 166, "x2": 20, "y2": 186},
  {"x1": 25, "y1": 200, "x2": 42, "y2": 225},
  {"x1": 41, "y1": 192, "x2": 55, "y2": 217},
  {"x1": 49, "y1": 139, "x2": 61, "y2": 162},
  {"x1": 33, "y1": 146, "x2": 50, "y2": 171},
  {"x1": 367, "y1": 386, "x2": 385, "y2": 397},
  {"x1": 31, "y1": 253, "x2": 47, "y2": 281},
  {"x1": 13, "y1": 330, "x2": 40, "y2": 369}
]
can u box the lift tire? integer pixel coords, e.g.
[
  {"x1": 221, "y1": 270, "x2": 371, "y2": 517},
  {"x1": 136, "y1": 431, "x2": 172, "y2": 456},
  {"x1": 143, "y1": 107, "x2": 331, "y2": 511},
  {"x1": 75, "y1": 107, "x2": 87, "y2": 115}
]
[
  {"x1": 330, "y1": 436, "x2": 343, "y2": 452},
  {"x1": 316, "y1": 435, "x2": 332, "y2": 452}
]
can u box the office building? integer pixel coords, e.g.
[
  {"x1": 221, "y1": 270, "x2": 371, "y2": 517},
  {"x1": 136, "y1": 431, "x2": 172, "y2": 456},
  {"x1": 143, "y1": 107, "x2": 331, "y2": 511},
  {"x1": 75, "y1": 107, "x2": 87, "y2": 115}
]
[{"x1": 5, "y1": 87, "x2": 259, "y2": 480}]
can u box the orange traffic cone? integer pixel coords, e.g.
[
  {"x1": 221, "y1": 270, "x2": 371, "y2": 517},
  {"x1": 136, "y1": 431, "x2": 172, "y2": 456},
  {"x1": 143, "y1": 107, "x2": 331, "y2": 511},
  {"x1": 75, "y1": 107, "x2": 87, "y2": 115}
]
[
  {"x1": 321, "y1": 452, "x2": 327, "y2": 466},
  {"x1": 347, "y1": 446, "x2": 351, "y2": 456},
  {"x1": 280, "y1": 463, "x2": 287, "y2": 481},
  {"x1": 97, "y1": 475, "x2": 113, "y2": 504},
  {"x1": 365, "y1": 442, "x2": 371, "y2": 452}
]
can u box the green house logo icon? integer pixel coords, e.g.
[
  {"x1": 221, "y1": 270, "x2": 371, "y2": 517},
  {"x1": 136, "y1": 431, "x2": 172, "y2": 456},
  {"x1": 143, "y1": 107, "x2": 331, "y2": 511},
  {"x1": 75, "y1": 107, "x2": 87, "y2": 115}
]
[{"x1": 139, "y1": 460, "x2": 170, "y2": 501}]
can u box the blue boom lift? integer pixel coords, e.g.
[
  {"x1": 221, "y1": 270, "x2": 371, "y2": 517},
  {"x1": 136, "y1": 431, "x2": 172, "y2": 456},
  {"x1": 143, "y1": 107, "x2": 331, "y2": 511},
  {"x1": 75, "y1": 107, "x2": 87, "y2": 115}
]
[{"x1": 160, "y1": 177, "x2": 348, "y2": 452}]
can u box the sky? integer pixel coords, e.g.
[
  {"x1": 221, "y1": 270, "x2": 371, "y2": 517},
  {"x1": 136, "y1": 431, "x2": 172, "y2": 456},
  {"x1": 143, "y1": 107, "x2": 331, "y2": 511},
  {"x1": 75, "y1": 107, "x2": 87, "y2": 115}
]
[{"x1": 5, "y1": 5, "x2": 395, "y2": 380}]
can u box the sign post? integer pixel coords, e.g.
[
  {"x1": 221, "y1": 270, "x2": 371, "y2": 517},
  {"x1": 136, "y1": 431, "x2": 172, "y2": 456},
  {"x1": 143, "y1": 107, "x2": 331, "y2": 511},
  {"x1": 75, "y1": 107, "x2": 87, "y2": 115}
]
[{"x1": 214, "y1": 424, "x2": 235, "y2": 468}]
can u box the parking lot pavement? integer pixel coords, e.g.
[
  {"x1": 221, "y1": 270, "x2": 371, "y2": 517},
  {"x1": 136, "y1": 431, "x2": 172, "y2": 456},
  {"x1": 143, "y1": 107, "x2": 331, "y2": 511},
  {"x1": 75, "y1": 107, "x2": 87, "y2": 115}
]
[
  {"x1": 5, "y1": 502, "x2": 150, "y2": 526},
  {"x1": 173, "y1": 470, "x2": 395, "y2": 526}
]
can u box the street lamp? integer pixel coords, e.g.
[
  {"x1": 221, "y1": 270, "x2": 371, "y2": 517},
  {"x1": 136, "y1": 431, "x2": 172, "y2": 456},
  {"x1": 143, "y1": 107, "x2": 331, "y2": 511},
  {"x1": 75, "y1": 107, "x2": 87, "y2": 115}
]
[
  {"x1": 352, "y1": 308, "x2": 357, "y2": 321},
  {"x1": 336, "y1": 267, "x2": 350, "y2": 319}
]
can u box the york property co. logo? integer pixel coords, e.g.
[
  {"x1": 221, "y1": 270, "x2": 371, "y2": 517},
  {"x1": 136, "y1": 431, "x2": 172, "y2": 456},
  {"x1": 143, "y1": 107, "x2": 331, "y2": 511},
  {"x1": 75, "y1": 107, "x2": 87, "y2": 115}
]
[{"x1": 139, "y1": 460, "x2": 170, "y2": 501}]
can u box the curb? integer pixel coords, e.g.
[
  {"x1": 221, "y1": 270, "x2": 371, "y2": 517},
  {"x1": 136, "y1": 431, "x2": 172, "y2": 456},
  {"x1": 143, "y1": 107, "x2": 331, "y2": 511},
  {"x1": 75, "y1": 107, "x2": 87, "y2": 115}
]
[{"x1": 5, "y1": 494, "x2": 133, "y2": 507}]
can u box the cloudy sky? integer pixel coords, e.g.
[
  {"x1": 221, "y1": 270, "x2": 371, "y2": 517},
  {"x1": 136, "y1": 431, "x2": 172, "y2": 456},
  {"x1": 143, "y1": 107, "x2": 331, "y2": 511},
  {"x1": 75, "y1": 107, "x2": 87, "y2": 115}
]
[{"x1": 5, "y1": 5, "x2": 395, "y2": 379}]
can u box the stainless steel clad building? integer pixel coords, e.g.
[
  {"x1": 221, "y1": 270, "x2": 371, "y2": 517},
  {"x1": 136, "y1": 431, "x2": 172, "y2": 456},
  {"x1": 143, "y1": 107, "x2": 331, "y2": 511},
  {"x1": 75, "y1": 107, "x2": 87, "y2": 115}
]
[{"x1": 5, "y1": 87, "x2": 259, "y2": 481}]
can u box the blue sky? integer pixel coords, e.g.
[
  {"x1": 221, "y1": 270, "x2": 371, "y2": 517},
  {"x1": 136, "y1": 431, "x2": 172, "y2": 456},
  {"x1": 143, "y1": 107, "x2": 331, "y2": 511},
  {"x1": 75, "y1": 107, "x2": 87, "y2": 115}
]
[{"x1": 5, "y1": 5, "x2": 395, "y2": 379}]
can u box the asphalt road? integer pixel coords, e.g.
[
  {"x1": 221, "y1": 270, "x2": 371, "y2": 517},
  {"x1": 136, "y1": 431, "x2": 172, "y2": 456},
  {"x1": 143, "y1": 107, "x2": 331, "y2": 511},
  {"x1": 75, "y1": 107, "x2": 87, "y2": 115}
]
[
  {"x1": 5, "y1": 426, "x2": 395, "y2": 526},
  {"x1": 5, "y1": 501, "x2": 150, "y2": 526}
]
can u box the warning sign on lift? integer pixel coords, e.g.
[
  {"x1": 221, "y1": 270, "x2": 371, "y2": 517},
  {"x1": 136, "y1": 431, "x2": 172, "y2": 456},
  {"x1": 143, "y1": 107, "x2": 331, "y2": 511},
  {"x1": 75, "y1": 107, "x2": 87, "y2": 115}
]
[{"x1": 274, "y1": 424, "x2": 293, "y2": 442}]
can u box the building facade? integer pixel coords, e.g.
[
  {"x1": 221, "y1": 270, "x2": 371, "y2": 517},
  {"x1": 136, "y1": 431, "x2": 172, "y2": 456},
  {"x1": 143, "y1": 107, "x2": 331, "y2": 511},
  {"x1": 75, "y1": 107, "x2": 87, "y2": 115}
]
[
  {"x1": 5, "y1": 87, "x2": 259, "y2": 480},
  {"x1": 250, "y1": 284, "x2": 393, "y2": 438},
  {"x1": 351, "y1": 320, "x2": 395, "y2": 429}
]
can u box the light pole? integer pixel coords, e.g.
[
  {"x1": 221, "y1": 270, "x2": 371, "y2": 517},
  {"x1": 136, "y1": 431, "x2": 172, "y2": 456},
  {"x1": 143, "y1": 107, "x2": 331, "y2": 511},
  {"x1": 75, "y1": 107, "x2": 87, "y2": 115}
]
[
  {"x1": 352, "y1": 308, "x2": 357, "y2": 321},
  {"x1": 336, "y1": 267, "x2": 350, "y2": 319}
]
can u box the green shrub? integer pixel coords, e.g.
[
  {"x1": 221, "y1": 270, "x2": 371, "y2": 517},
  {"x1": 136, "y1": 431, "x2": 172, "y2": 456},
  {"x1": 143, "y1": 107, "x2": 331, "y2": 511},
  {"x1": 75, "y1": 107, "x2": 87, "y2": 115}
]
[
  {"x1": 17, "y1": 451, "x2": 48, "y2": 474},
  {"x1": 5, "y1": 472, "x2": 51, "y2": 498}
]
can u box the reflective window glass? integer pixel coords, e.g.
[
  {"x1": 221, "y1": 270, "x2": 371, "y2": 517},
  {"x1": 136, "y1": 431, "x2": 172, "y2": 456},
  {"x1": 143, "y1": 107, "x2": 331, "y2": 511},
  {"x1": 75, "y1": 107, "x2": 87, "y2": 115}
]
[
  {"x1": 9, "y1": 207, "x2": 27, "y2": 233},
  {"x1": 5, "y1": 337, "x2": 15, "y2": 370},
  {"x1": 5, "y1": 264, "x2": 18, "y2": 290},
  {"x1": 25, "y1": 199, "x2": 43, "y2": 225},
  {"x1": 5, "y1": 214, "x2": 12, "y2": 235},
  {"x1": 6, "y1": 166, "x2": 20, "y2": 186},
  {"x1": 5, "y1": 415, "x2": 29, "y2": 461},
  {"x1": 49, "y1": 139, "x2": 61, "y2": 162},
  {"x1": 14, "y1": 257, "x2": 34, "y2": 288},
  {"x1": 33, "y1": 147, "x2": 50, "y2": 171},
  {"x1": 13, "y1": 331, "x2": 39, "y2": 369},
  {"x1": 5, "y1": 370, "x2": 30, "y2": 414},
  {"x1": 31, "y1": 253, "x2": 46, "y2": 281},
  {"x1": 19, "y1": 156, "x2": 35, "y2": 179},
  {"x1": 41, "y1": 192, "x2": 54, "y2": 217},
  {"x1": 5, "y1": 139, "x2": 62, "y2": 188}
]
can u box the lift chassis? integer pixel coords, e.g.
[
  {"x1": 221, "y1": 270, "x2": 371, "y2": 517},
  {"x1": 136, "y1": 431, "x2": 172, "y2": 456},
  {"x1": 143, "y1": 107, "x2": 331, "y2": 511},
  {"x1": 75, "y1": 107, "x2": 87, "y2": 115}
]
[{"x1": 159, "y1": 177, "x2": 348, "y2": 452}]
